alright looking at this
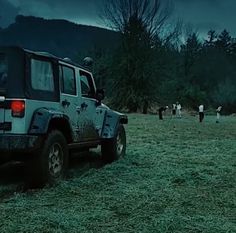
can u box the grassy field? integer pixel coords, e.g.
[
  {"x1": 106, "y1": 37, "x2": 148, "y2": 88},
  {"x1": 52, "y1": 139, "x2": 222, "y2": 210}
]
[{"x1": 0, "y1": 113, "x2": 236, "y2": 233}]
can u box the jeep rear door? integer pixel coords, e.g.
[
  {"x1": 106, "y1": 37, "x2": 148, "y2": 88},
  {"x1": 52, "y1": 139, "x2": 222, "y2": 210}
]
[
  {"x1": 0, "y1": 97, "x2": 5, "y2": 134},
  {"x1": 0, "y1": 53, "x2": 7, "y2": 133}
]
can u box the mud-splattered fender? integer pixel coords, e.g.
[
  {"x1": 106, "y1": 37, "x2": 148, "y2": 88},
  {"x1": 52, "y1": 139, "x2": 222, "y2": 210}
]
[
  {"x1": 101, "y1": 110, "x2": 128, "y2": 139},
  {"x1": 28, "y1": 108, "x2": 72, "y2": 135}
]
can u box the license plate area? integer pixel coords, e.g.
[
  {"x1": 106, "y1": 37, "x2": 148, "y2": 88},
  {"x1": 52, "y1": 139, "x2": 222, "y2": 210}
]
[{"x1": 0, "y1": 122, "x2": 12, "y2": 131}]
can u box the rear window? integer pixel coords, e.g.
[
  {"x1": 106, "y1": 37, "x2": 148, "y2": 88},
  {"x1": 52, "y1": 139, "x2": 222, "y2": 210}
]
[
  {"x1": 0, "y1": 53, "x2": 8, "y2": 90},
  {"x1": 31, "y1": 58, "x2": 54, "y2": 92}
]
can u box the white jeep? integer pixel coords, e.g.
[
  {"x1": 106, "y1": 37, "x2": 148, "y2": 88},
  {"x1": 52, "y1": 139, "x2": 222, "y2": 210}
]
[{"x1": 0, "y1": 47, "x2": 127, "y2": 185}]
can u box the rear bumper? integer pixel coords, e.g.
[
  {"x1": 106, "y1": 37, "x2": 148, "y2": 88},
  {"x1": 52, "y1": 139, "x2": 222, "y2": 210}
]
[{"x1": 0, "y1": 134, "x2": 42, "y2": 153}]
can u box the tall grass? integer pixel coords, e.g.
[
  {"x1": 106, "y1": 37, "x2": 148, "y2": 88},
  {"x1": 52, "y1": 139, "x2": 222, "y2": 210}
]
[{"x1": 0, "y1": 114, "x2": 236, "y2": 232}]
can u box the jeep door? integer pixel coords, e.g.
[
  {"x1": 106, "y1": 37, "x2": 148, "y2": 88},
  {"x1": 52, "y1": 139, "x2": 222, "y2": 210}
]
[
  {"x1": 59, "y1": 63, "x2": 79, "y2": 140},
  {"x1": 77, "y1": 70, "x2": 100, "y2": 141}
]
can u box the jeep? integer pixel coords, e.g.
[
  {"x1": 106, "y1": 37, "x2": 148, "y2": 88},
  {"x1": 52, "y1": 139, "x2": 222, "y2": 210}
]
[{"x1": 0, "y1": 46, "x2": 128, "y2": 185}]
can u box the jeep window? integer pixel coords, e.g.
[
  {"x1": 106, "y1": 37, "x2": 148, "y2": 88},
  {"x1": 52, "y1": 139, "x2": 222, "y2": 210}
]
[
  {"x1": 80, "y1": 71, "x2": 95, "y2": 98},
  {"x1": 31, "y1": 59, "x2": 54, "y2": 91},
  {"x1": 60, "y1": 65, "x2": 76, "y2": 95},
  {"x1": 0, "y1": 54, "x2": 7, "y2": 90}
]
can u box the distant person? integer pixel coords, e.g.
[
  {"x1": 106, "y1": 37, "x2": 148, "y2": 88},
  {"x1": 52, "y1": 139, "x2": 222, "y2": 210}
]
[
  {"x1": 176, "y1": 102, "x2": 182, "y2": 118},
  {"x1": 172, "y1": 103, "x2": 176, "y2": 116},
  {"x1": 216, "y1": 106, "x2": 222, "y2": 123},
  {"x1": 158, "y1": 106, "x2": 168, "y2": 120},
  {"x1": 198, "y1": 104, "x2": 204, "y2": 122}
]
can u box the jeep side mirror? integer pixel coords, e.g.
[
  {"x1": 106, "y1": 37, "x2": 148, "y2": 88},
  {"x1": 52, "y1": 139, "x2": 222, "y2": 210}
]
[{"x1": 96, "y1": 89, "x2": 105, "y2": 104}]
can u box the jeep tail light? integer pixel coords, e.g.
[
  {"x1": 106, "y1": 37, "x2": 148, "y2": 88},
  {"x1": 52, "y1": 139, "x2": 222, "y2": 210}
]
[{"x1": 11, "y1": 100, "x2": 25, "y2": 117}]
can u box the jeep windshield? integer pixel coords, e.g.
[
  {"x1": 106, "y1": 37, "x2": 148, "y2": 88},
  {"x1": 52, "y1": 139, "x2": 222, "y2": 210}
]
[{"x1": 0, "y1": 53, "x2": 7, "y2": 94}]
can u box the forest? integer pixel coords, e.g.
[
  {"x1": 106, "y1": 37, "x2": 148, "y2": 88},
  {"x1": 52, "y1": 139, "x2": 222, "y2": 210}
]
[
  {"x1": 91, "y1": 0, "x2": 236, "y2": 114},
  {"x1": 93, "y1": 29, "x2": 236, "y2": 114}
]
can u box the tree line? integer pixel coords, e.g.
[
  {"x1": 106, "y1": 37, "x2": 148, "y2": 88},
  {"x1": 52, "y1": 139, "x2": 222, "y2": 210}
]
[{"x1": 89, "y1": 0, "x2": 236, "y2": 114}]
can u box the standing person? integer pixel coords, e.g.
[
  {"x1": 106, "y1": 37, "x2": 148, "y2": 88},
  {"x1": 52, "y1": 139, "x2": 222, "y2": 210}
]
[
  {"x1": 199, "y1": 104, "x2": 204, "y2": 122},
  {"x1": 172, "y1": 103, "x2": 176, "y2": 116},
  {"x1": 158, "y1": 106, "x2": 168, "y2": 120},
  {"x1": 216, "y1": 106, "x2": 222, "y2": 123},
  {"x1": 176, "y1": 102, "x2": 182, "y2": 118}
]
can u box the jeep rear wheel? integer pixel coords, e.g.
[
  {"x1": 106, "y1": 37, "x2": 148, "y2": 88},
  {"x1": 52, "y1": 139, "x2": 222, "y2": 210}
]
[
  {"x1": 48, "y1": 142, "x2": 64, "y2": 178},
  {"x1": 101, "y1": 124, "x2": 126, "y2": 163},
  {"x1": 29, "y1": 130, "x2": 68, "y2": 187}
]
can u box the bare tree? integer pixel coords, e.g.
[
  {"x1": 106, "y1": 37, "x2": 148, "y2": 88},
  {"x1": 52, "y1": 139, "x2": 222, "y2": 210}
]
[
  {"x1": 161, "y1": 19, "x2": 183, "y2": 47},
  {"x1": 100, "y1": 0, "x2": 174, "y2": 112},
  {"x1": 101, "y1": 0, "x2": 173, "y2": 38}
]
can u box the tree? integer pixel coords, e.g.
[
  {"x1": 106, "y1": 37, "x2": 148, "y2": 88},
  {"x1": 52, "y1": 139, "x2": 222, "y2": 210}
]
[
  {"x1": 213, "y1": 78, "x2": 236, "y2": 113},
  {"x1": 216, "y1": 29, "x2": 232, "y2": 52},
  {"x1": 101, "y1": 0, "x2": 172, "y2": 112},
  {"x1": 101, "y1": 0, "x2": 172, "y2": 36},
  {"x1": 181, "y1": 33, "x2": 201, "y2": 80},
  {"x1": 204, "y1": 30, "x2": 217, "y2": 47}
]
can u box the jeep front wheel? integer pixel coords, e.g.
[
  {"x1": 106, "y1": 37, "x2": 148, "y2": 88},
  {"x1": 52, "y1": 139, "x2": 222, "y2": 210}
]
[
  {"x1": 29, "y1": 130, "x2": 68, "y2": 186},
  {"x1": 101, "y1": 124, "x2": 126, "y2": 163}
]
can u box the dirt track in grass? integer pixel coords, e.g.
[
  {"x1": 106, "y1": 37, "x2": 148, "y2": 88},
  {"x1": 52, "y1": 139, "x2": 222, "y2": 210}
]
[{"x1": 0, "y1": 114, "x2": 236, "y2": 232}]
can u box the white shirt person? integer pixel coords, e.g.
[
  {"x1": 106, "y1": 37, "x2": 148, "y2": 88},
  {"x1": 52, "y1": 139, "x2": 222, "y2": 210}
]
[
  {"x1": 176, "y1": 103, "x2": 182, "y2": 118},
  {"x1": 216, "y1": 106, "x2": 222, "y2": 123},
  {"x1": 199, "y1": 104, "x2": 204, "y2": 122}
]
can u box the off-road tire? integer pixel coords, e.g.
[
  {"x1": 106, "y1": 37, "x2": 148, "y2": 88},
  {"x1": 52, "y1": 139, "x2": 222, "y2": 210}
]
[
  {"x1": 101, "y1": 124, "x2": 126, "y2": 163},
  {"x1": 29, "y1": 130, "x2": 68, "y2": 187}
]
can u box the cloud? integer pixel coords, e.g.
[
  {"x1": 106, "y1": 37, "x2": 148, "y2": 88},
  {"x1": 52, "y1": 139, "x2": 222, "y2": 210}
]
[
  {"x1": 11, "y1": 0, "x2": 103, "y2": 26},
  {"x1": 174, "y1": 0, "x2": 236, "y2": 36},
  {"x1": 0, "y1": 0, "x2": 20, "y2": 28},
  {"x1": 0, "y1": 0, "x2": 235, "y2": 36},
  {"x1": 175, "y1": 0, "x2": 222, "y2": 5}
]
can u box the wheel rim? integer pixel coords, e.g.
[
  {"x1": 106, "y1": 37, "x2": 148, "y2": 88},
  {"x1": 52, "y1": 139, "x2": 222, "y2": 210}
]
[
  {"x1": 48, "y1": 143, "x2": 63, "y2": 177},
  {"x1": 116, "y1": 131, "x2": 124, "y2": 156}
]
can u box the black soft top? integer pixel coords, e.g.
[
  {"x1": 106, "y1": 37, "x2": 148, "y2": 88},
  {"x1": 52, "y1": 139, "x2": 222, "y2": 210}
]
[
  {"x1": 24, "y1": 47, "x2": 87, "y2": 70},
  {"x1": 0, "y1": 46, "x2": 88, "y2": 70},
  {"x1": 0, "y1": 46, "x2": 89, "y2": 100}
]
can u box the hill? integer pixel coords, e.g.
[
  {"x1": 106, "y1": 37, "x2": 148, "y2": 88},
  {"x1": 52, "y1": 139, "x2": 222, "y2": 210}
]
[{"x1": 0, "y1": 15, "x2": 119, "y2": 60}]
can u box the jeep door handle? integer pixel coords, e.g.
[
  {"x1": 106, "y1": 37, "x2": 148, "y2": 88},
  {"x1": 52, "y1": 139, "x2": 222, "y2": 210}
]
[
  {"x1": 81, "y1": 102, "x2": 88, "y2": 109},
  {"x1": 61, "y1": 99, "x2": 70, "y2": 107}
]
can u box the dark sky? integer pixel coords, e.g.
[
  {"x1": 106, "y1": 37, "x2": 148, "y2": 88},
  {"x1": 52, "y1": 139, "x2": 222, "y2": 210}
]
[{"x1": 0, "y1": 0, "x2": 235, "y2": 37}]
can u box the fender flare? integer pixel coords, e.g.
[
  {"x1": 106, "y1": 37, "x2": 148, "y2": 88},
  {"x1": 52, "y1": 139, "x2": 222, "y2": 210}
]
[
  {"x1": 28, "y1": 108, "x2": 72, "y2": 135},
  {"x1": 101, "y1": 110, "x2": 128, "y2": 139}
]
